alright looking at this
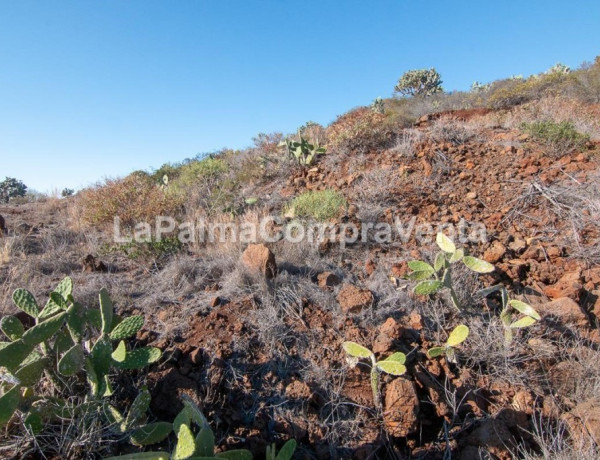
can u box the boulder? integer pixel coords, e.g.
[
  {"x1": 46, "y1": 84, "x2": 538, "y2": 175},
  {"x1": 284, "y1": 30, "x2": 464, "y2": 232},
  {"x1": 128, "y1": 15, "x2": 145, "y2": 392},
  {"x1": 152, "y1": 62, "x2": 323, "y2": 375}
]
[
  {"x1": 383, "y1": 378, "x2": 419, "y2": 437},
  {"x1": 241, "y1": 243, "x2": 277, "y2": 279},
  {"x1": 536, "y1": 297, "x2": 589, "y2": 327},
  {"x1": 563, "y1": 398, "x2": 600, "y2": 447}
]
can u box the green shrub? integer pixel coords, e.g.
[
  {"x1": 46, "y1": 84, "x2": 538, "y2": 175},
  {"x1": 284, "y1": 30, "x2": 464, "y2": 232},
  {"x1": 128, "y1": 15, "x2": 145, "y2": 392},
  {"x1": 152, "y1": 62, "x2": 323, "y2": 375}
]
[
  {"x1": 287, "y1": 189, "x2": 347, "y2": 221},
  {"x1": 520, "y1": 120, "x2": 589, "y2": 157}
]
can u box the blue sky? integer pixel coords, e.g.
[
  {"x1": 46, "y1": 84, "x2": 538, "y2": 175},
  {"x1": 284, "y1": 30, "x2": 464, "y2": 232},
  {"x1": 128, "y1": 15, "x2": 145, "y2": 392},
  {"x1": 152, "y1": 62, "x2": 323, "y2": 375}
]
[{"x1": 1, "y1": 1, "x2": 599, "y2": 193}]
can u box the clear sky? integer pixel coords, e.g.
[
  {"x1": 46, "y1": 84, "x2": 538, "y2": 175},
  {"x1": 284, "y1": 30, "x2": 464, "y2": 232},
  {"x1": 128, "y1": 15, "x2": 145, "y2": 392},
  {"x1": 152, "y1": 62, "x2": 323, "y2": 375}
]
[{"x1": 1, "y1": 1, "x2": 599, "y2": 193}]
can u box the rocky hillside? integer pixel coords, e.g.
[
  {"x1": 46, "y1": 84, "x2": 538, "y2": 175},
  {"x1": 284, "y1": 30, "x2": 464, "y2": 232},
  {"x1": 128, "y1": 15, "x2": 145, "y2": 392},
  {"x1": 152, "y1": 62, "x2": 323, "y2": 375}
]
[{"x1": 1, "y1": 61, "x2": 600, "y2": 459}]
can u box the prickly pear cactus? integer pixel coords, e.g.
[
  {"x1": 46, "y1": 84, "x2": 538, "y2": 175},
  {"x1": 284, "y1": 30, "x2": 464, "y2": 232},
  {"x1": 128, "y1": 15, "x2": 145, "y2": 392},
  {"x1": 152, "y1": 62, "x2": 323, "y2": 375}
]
[{"x1": 0, "y1": 315, "x2": 24, "y2": 340}]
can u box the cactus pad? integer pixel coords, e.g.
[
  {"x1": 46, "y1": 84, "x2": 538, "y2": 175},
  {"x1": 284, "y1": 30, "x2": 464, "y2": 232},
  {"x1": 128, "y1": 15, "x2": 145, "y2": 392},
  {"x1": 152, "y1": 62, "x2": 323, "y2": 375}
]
[
  {"x1": 0, "y1": 315, "x2": 24, "y2": 341},
  {"x1": 58, "y1": 344, "x2": 85, "y2": 376},
  {"x1": 99, "y1": 288, "x2": 114, "y2": 335},
  {"x1": 0, "y1": 384, "x2": 21, "y2": 426},
  {"x1": 21, "y1": 312, "x2": 67, "y2": 347},
  {"x1": 12, "y1": 288, "x2": 39, "y2": 318},
  {"x1": 113, "y1": 347, "x2": 161, "y2": 370},
  {"x1": 130, "y1": 422, "x2": 173, "y2": 446},
  {"x1": 14, "y1": 357, "x2": 49, "y2": 386},
  {"x1": 109, "y1": 315, "x2": 144, "y2": 341}
]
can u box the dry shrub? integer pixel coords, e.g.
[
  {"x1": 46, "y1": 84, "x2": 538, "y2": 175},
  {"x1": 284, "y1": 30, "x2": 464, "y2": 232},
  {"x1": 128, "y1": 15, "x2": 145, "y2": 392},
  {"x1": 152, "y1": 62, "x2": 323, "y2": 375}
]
[
  {"x1": 327, "y1": 107, "x2": 396, "y2": 154},
  {"x1": 428, "y1": 118, "x2": 482, "y2": 146},
  {"x1": 76, "y1": 173, "x2": 184, "y2": 228},
  {"x1": 489, "y1": 96, "x2": 600, "y2": 141}
]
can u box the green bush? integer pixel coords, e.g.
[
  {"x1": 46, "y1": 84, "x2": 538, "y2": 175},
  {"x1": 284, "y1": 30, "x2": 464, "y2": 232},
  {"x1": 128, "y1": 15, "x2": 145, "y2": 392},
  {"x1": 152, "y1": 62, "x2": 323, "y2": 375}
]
[
  {"x1": 287, "y1": 189, "x2": 347, "y2": 221},
  {"x1": 520, "y1": 120, "x2": 589, "y2": 157},
  {"x1": 0, "y1": 177, "x2": 27, "y2": 203}
]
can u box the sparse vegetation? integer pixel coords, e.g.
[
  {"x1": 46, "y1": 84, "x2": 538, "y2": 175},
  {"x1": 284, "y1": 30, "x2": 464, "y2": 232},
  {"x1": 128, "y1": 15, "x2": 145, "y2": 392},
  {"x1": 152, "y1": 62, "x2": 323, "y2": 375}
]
[
  {"x1": 3, "y1": 53, "x2": 600, "y2": 459},
  {"x1": 407, "y1": 232, "x2": 494, "y2": 311},
  {"x1": 342, "y1": 341, "x2": 406, "y2": 407}
]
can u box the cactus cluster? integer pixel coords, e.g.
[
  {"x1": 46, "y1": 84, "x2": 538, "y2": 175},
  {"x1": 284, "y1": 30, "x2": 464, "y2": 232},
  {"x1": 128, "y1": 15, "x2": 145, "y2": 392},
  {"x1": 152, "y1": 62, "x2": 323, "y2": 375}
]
[
  {"x1": 370, "y1": 97, "x2": 385, "y2": 114},
  {"x1": 106, "y1": 395, "x2": 255, "y2": 460},
  {"x1": 0, "y1": 277, "x2": 161, "y2": 432},
  {"x1": 406, "y1": 232, "x2": 495, "y2": 311},
  {"x1": 279, "y1": 135, "x2": 326, "y2": 167},
  {"x1": 342, "y1": 342, "x2": 407, "y2": 408},
  {"x1": 478, "y1": 284, "x2": 541, "y2": 344},
  {"x1": 394, "y1": 68, "x2": 443, "y2": 97}
]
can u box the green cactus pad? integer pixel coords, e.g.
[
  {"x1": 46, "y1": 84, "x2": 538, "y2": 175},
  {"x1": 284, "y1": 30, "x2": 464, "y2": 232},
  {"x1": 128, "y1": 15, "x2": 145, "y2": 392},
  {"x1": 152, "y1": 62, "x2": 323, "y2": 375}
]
[
  {"x1": 436, "y1": 232, "x2": 456, "y2": 254},
  {"x1": 215, "y1": 450, "x2": 254, "y2": 459},
  {"x1": 181, "y1": 395, "x2": 210, "y2": 429},
  {"x1": 24, "y1": 410, "x2": 44, "y2": 434},
  {"x1": 427, "y1": 347, "x2": 446, "y2": 358},
  {"x1": 86, "y1": 308, "x2": 102, "y2": 329},
  {"x1": 53, "y1": 276, "x2": 73, "y2": 301},
  {"x1": 21, "y1": 312, "x2": 67, "y2": 347},
  {"x1": 383, "y1": 352, "x2": 406, "y2": 365},
  {"x1": 109, "y1": 315, "x2": 144, "y2": 341},
  {"x1": 342, "y1": 342, "x2": 373, "y2": 359},
  {"x1": 39, "y1": 292, "x2": 69, "y2": 319},
  {"x1": 509, "y1": 316, "x2": 538, "y2": 328},
  {"x1": 434, "y1": 252, "x2": 446, "y2": 271},
  {"x1": 195, "y1": 426, "x2": 215, "y2": 457},
  {"x1": 58, "y1": 344, "x2": 85, "y2": 376},
  {"x1": 104, "y1": 453, "x2": 169, "y2": 460},
  {"x1": 111, "y1": 340, "x2": 127, "y2": 362},
  {"x1": 113, "y1": 347, "x2": 161, "y2": 370},
  {"x1": 124, "y1": 388, "x2": 151, "y2": 430},
  {"x1": 414, "y1": 280, "x2": 444, "y2": 295},
  {"x1": 12, "y1": 288, "x2": 39, "y2": 318},
  {"x1": 407, "y1": 260, "x2": 435, "y2": 273},
  {"x1": 0, "y1": 340, "x2": 35, "y2": 372},
  {"x1": 0, "y1": 315, "x2": 24, "y2": 341},
  {"x1": 462, "y1": 256, "x2": 494, "y2": 273},
  {"x1": 130, "y1": 422, "x2": 173, "y2": 446},
  {"x1": 90, "y1": 336, "x2": 113, "y2": 378},
  {"x1": 103, "y1": 404, "x2": 124, "y2": 428},
  {"x1": 275, "y1": 439, "x2": 297, "y2": 460},
  {"x1": 99, "y1": 288, "x2": 114, "y2": 335},
  {"x1": 447, "y1": 325, "x2": 469, "y2": 347},
  {"x1": 0, "y1": 384, "x2": 21, "y2": 426},
  {"x1": 508, "y1": 300, "x2": 541, "y2": 320},
  {"x1": 173, "y1": 406, "x2": 192, "y2": 436},
  {"x1": 85, "y1": 357, "x2": 100, "y2": 396},
  {"x1": 15, "y1": 357, "x2": 49, "y2": 386},
  {"x1": 53, "y1": 329, "x2": 75, "y2": 356},
  {"x1": 375, "y1": 360, "x2": 406, "y2": 376},
  {"x1": 449, "y1": 248, "x2": 464, "y2": 263},
  {"x1": 406, "y1": 269, "x2": 435, "y2": 281},
  {"x1": 173, "y1": 423, "x2": 197, "y2": 460},
  {"x1": 67, "y1": 302, "x2": 86, "y2": 342}
]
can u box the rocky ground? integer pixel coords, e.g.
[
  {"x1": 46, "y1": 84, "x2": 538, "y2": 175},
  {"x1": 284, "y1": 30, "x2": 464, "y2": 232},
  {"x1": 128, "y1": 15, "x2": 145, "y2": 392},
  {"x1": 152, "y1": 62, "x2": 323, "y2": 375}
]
[{"x1": 1, "y1": 105, "x2": 600, "y2": 459}]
